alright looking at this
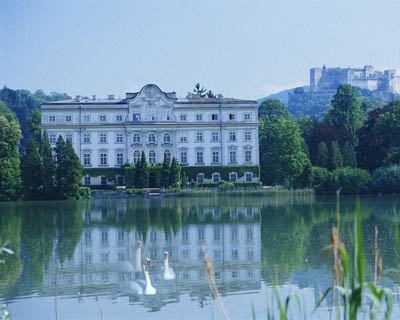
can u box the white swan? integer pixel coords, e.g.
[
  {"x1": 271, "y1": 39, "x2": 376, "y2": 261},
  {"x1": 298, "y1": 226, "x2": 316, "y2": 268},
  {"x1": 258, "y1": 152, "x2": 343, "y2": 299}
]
[
  {"x1": 121, "y1": 258, "x2": 157, "y2": 296},
  {"x1": 134, "y1": 240, "x2": 142, "y2": 272},
  {"x1": 161, "y1": 251, "x2": 175, "y2": 280}
]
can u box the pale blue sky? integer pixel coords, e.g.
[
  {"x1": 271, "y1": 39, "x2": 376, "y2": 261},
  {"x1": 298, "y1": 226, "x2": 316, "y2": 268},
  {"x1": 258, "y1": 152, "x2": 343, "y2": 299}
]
[{"x1": 1, "y1": 0, "x2": 399, "y2": 100}]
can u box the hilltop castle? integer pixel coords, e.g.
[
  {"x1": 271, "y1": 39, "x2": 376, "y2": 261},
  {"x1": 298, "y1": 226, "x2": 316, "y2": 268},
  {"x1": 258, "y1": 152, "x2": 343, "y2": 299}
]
[{"x1": 310, "y1": 65, "x2": 400, "y2": 94}]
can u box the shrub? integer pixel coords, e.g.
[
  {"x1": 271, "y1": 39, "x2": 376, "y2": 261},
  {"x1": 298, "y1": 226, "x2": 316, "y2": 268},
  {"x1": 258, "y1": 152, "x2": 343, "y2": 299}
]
[
  {"x1": 310, "y1": 166, "x2": 337, "y2": 193},
  {"x1": 218, "y1": 181, "x2": 235, "y2": 190},
  {"x1": 333, "y1": 167, "x2": 371, "y2": 194},
  {"x1": 78, "y1": 187, "x2": 91, "y2": 199},
  {"x1": 372, "y1": 165, "x2": 400, "y2": 194}
]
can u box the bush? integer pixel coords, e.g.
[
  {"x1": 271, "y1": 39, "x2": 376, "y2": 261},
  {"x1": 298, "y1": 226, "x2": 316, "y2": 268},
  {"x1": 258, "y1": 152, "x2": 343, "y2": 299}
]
[
  {"x1": 372, "y1": 165, "x2": 400, "y2": 194},
  {"x1": 78, "y1": 187, "x2": 91, "y2": 199},
  {"x1": 218, "y1": 181, "x2": 235, "y2": 190},
  {"x1": 333, "y1": 167, "x2": 371, "y2": 194},
  {"x1": 310, "y1": 167, "x2": 337, "y2": 193}
]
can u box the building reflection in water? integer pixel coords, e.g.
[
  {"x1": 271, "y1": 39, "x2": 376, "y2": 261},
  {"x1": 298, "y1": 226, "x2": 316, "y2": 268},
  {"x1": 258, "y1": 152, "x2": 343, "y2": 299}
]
[{"x1": 42, "y1": 200, "x2": 261, "y2": 310}]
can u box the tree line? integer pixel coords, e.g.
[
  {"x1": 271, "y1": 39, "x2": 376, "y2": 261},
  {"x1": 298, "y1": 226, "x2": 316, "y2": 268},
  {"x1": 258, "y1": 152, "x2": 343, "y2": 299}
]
[{"x1": 259, "y1": 84, "x2": 400, "y2": 194}]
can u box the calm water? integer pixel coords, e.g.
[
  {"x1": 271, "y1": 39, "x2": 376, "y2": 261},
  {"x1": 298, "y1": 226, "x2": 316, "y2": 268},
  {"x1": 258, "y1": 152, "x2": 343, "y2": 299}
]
[{"x1": 1, "y1": 195, "x2": 400, "y2": 319}]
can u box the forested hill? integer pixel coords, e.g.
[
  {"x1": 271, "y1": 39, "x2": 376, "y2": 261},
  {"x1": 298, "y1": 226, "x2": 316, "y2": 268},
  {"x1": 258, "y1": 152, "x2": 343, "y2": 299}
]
[
  {"x1": 258, "y1": 86, "x2": 400, "y2": 117},
  {"x1": 0, "y1": 87, "x2": 71, "y2": 149}
]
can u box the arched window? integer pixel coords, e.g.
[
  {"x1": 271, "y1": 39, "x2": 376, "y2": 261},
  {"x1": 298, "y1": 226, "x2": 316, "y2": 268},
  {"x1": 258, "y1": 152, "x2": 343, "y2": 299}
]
[
  {"x1": 133, "y1": 150, "x2": 140, "y2": 164},
  {"x1": 148, "y1": 133, "x2": 156, "y2": 143},
  {"x1": 149, "y1": 150, "x2": 156, "y2": 164},
  {"x1": 163, "y1": 133, "x2": 171, "y2": 143},
  {"x1": 164, "y1": 150, "x2": 171, "y2": 162},
  {"x1": 133, "y1": 133, "x2": 140, "y2": 143}
]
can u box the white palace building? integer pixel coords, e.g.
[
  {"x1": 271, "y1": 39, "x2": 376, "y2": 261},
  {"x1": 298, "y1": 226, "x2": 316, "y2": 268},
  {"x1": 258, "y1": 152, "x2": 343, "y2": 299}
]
[{"x1": 41, "y1": 84, "x2": 260, "y2": 186}]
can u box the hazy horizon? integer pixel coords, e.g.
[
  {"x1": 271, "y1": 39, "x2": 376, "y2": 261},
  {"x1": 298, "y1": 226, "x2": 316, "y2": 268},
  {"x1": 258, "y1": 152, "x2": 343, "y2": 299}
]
[{"x1": 1, "y1": 0, "x2": 399, "y2": 100}]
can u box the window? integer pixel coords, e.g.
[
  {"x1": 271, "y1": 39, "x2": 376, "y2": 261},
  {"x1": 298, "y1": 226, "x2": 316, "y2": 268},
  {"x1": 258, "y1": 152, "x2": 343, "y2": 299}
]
[
  {"x1": 231, "y1": 249, "x2": 239, "y2": 261},
  {"x1": 101, "y1": 230, "x2": 109, "y2": 246},
  {"x1": 229, "y1": 172, "x2": 237, "y2": 182},
  {"x1": 49, "y1": 115, "x2": 56, "y2": 122},
  {"x1": 199, "y1": 250, "x2": 204, "y2": 261},
  {"x1": 214, "y1": 226, "x2": 221, "y2": 241},
  {"x1": 117, "y1": 230, "x2": 125, "y2": 242},
  {"x1": 133, "y1": 133, "x2": 140, "y2": 143},
  {"x1": 149, "y1": 150, "x2": 156, "y2": 164},
  {"x1": 133, "y1": 150, "x2": 140, "y2": 164},
  {"x1": 132, "y1": 114, "x2": 141, "y2": 121},
  {"x1": 245, "y1": 172, "x2": 252, "y2": 182},
  {"x1": 101, "y1": 176, "x2": 107, "y2": 185},
  {"x1": 99, "y1": 133, "x2": 107, "y2": 143},
  {"x1": 116, "y1": 115, "x2": 123, "y2": 122},
  {"x1": 197, "y1": 173, "x2": 204, "y2": 183},
  {"x1": 229, "y1": 113, "x2": 236, "y2": 121},
  {"x1": 196, "y1": 114, "x2": 203, "y2": 121},
  {"x1": 180, "y1": 135, "x2": 187, "y2": 142},
  {"x1": 246, "y1": 226, "x2": 254, "y2": 243},
  {"x1": 83, "y1": 115, "x2": 90, "y2": 122},
  {"x1": 182, "y1": 227, "x2": 189, "y2": 242},
  {"x1": 212, "y1": 151, "x2": 219, "y2": 164},
  {"x1": 164, "y1": 150, "x2": 171, "y2": 162},
  {"x1": 83, "y1": 133, "x2": 91, "y2": 143},
  {"x1": 84, "y1": 231, "x2": 92, "y2": 246},
  {"x1": 244, "y1": 113, "x2": 251, "y2": 120},
  {"x1": 229, "y1": 151, "x2": 237, "y2": 164},
  {"x1": 117, "y1": 175, "x2": 124, "y2": 185},
  {"x1": 99, "y1": 115, "x2": 106, "y2": 122},
  {"x1": 214, "y1": 250, "x2": 221, "y2": 262},
  {"x1": 229, "y1": 132, "x2": 236, "y2": 141},
  {"x1": 244, "y1": 131, "x2": 251, "y2": 141},
  {"x1": 163, "y1": 133, "x2": 171, "y2": 143},
  {"x1": 66, "y1": 134, "x2": 72, "y2": 142},
  {"x1": 180, "y1": 114, "x2": 187, "y2": 121},
  {"x1": 83, "y1": 153, "x2": 91, "y2": 166},
  {"x1": 84, "y1": 176, "x2": 91, "y2": 185},
  {"x1": 148, "y1": 133, "x2": 156, "y2": 143},
  {"x1": 180, "y1": 151, "x2": 187, "y2": 164},
  {"x1": 245, "y1": 150, "x2": 252, "y2": 163},
  {"x1": 100, "y1": 153, "x2": 108, "y2": 166},
  {"x1": 211, "y1": 132, "x2": 219, "y2": 142},
  {"x1": 49, "y1": 134, "x2": 56, "y2": 144},
  {"x1": 212, "y1": 173, "x2": 220, "y2": 183},
  {"x1": 198, "y1": 227, "x2": 205, "y2": 241},
  {"x1": 196, "y1": 151, "x2": 204, "y2": 164},
  {"x1": 65, "y1": 115, "x2": 72, "y2": 122},
  {"x1": 211, "y1": 114, "x2": 218, "y2": 121},
  {"x1": 196, "y1": 132, "x2": 203, "y2": 142},
  {"x1": 116, "y1": 153, "x2": 124, "y2": 166},
  {"x1": 231, "y1": 226, "x2": 238, "y2": 241},
  {"x1": 101, "y1": 253, "x2": 110, "y2": 263},
  {"x1": 116, "y1": 133, "x2": 123, "y2": 143}
]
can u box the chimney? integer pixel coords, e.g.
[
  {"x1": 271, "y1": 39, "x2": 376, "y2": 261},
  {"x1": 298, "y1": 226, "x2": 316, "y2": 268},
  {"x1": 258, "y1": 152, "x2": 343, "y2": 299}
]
[
  {"x1": 92, "y1": 95, "x2": 96, "y2": 100},
  {"x1": 75, "y1": 95, "x2": 81, "y2": 101},
  {"x1": 108, "y1": 94, "x2": 114, "y2": 100}
]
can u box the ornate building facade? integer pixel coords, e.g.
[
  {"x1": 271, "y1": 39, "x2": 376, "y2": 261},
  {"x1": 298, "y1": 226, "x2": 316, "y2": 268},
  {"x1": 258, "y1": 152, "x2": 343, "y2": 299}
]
[{"x1": 41, "y1": 84, "x2": 260, "y2": 186}]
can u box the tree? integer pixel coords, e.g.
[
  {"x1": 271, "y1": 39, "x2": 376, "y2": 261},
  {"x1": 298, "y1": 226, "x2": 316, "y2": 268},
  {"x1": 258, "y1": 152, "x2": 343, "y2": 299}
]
[
  {"x1": 20, "y1": 139, "x2": 43, "y2": 199},
  {"x1": 160, "y1": 155, "x2": 170, "y2": 188},
  {"x1": 325, "y1": 84, "x2": 364, "y2": 135},
  {"x1": 27, "y1": 109, "x2": 42, "y2": 144},
  {"x1": 0, "y1": 103, "x2": 22, "y2": 200},
  {"x1": 62, "y1": 140, "x2": 83, "y2": 199},
  {"x1": 41, "y1": 131, "x2": 56, "y2": 199},
  {"x1": 342, "y1": 142, "x2": 357, "y2": 168},
  {"x1": 315, "y1": 142, "x2": 329, "y2": 168},
  {"x1": 258, "y1": 99, "x2": 290, "y2": 121},
  {"x1": 261, "y1": 118, "x2": 309, "y2": 186},
  {"x1": 55, "y1": 136, "x2": 67, "y2": 198},
  {"x1": 135, "y1": 151, "x2": 148, "y2": 188},
  {"x1": 206, "y1": 90, "x2": 216, "y2": 98},
  {"x1": 193, "y1": 83, "x2": 207, "y2": 97},
  {"x1": 169, "y1": 157, "x2": 181, "y2": 188},
  {"x1": 329, "y1": 141, "x2": 343, "y2": 170}
]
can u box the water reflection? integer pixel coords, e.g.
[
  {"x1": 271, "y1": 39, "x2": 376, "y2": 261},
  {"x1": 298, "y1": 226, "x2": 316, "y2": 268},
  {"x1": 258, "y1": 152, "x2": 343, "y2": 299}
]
[{"x1": 2, "y1": 195, "x2": 400, "y2": 319}]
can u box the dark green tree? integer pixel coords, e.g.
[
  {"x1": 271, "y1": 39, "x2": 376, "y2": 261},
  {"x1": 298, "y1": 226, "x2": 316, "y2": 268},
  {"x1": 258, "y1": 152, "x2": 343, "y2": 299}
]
[
  {"x1": 55, "y1": 136, "x2": 67, "y2": 199},
  {"x1": 329, "y1": 141, "x2": 343, "y2": 170},
  {"x1": 62, "y1": 140, "x2": 83, "y2": 199},
  {"x1": 135, "y1": 151, "x2": 148, "y2": 188},
  {"x1": 0, "y1": 103, "x2": 22, "y2": 200},
  {"x1": 206, "y1": 90, "x2": 216, "y2": 98},
  {"x1": 258, "y1": 99, "x2": 290, "y2": 121},
  {"x1": 20, "y1": 139, "x2": 43, "y2": 199},
  {"x1": 315, "y1": 142, "x2": 329, "y2": 168},
  {"x1": 342, "y1": 142, "x2": 357, "y2": 168},
  {"x1": 160, "y1": 155, "x2": 170, "y2": 188},
  {"x1": 41, "y1": 131, "x2": 56, "y2": 199},
  {"x1": 193, "y1": 83, "x2": 207, "y2": 97},
  {"x1": 169, "y1": 157, "x2": 181, "y2": 188},
  {"x1": 325, "y1": 84, "x2": 364, "y2": 135},
  {"x1": 27, "y1": 109, "x2": 42, "y2": 144}
]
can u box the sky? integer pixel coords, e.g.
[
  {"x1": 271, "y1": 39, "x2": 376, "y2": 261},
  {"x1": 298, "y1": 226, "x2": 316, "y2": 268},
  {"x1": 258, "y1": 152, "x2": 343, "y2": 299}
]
[{"x1": 1, "y1": 0, "x2": 400, "y2": 100}]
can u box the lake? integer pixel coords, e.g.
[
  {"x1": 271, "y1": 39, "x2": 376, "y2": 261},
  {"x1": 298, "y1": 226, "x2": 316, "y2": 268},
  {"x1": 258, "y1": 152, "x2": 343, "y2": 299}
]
[{"x1": 1, "y1": 195, "x2": 400, "y2": 319}]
